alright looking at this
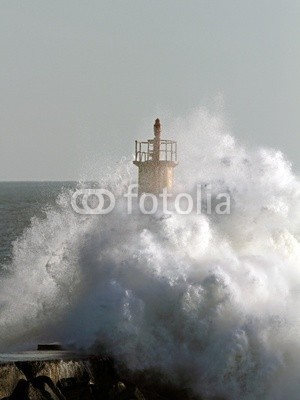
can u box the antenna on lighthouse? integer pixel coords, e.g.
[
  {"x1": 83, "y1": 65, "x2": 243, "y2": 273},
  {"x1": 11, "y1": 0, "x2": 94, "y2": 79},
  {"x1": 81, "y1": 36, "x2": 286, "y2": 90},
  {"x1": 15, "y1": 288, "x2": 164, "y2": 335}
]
[{"x1": 133, "y1": 119, "x2": 178, "y2": 196}]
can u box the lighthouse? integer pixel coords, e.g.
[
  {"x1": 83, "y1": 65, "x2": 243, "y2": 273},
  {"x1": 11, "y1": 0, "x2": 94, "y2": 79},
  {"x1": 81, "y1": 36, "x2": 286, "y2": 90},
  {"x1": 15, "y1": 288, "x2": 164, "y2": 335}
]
[{"x1": 133, "y1": 119, "x2": 178, "y2": 196}]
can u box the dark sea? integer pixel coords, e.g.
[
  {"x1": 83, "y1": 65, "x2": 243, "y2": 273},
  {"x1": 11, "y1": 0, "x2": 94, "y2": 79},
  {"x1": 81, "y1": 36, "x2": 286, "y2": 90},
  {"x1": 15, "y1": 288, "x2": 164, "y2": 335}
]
[{"x1": 0, "y1": 182, "x2": 75, "y2": 268}]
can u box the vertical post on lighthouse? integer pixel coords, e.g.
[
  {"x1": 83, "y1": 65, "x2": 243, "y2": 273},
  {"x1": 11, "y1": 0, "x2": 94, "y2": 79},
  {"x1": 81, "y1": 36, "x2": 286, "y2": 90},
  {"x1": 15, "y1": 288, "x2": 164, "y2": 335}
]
[
  {"x1": 133, "y1": 118, "x2": 178, "y2": 196},
  {"x1": 153, "y1": 118, "x2": 161, "y2": 163}
]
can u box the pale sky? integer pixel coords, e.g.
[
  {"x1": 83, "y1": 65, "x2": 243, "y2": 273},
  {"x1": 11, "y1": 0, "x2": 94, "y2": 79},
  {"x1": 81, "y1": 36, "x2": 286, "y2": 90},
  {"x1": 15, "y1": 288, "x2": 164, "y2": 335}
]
[{"x1": 0, "y1": 1, "x2": 299, "y2": 180}]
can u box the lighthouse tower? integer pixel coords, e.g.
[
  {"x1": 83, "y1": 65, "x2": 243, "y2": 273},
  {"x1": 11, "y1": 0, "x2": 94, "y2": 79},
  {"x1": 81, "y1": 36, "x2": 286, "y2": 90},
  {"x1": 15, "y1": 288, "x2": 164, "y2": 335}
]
[{"x1": 133, "y1": 119, "x2": 178, "y2": 196}]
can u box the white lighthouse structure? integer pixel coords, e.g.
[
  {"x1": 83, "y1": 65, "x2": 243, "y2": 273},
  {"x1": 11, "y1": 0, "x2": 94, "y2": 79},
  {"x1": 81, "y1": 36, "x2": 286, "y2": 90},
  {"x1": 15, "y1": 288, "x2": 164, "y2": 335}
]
[{"x1": 133, "y1": 119, "x2": 178, "y2": 196}]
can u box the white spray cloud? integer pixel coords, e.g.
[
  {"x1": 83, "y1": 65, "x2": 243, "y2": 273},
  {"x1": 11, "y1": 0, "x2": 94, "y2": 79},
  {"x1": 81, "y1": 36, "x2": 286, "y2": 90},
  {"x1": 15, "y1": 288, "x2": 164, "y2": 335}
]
[{"x1": 1, "y1": 108, "x2": 300, "y2": 399}]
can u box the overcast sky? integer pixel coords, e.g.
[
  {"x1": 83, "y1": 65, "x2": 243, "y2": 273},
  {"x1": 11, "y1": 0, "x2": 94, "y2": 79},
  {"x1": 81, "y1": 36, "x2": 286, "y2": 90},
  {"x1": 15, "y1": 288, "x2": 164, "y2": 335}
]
[{"x1": 0, "y1": 1, "x2": 299, "y2": 181}]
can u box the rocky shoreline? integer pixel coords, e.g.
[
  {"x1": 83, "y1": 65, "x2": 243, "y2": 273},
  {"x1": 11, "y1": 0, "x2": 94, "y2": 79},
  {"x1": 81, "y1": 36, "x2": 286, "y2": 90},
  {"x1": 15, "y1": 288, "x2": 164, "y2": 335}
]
[{"x1": 0, "y1": 355, "x2": 206, "y2": 400}]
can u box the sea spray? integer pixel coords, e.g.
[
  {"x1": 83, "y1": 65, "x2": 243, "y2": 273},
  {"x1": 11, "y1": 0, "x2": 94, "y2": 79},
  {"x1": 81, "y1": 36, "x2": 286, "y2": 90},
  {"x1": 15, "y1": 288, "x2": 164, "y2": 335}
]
[{"x1": 1, "y1": 108, "x2": 300, "y2": 399}]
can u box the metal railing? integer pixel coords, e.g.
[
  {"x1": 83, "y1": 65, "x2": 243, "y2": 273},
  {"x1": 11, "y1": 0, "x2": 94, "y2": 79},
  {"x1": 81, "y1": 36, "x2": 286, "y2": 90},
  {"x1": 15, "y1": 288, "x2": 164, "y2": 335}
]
[{"x1": 135, "y1": 139, "x2": 177, "y2": 163}]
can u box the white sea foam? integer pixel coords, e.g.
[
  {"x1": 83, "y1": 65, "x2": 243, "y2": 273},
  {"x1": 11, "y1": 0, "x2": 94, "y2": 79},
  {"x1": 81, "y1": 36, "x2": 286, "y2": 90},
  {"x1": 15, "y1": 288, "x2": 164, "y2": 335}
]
[{"x1": 1, "y1": 108, "x2": 300, "y2": 399}]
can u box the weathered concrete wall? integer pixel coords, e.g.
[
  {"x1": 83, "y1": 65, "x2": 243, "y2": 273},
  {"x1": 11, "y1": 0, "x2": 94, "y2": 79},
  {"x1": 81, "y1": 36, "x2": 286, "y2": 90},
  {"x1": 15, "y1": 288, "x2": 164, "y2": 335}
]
[
  {"x1": 0, "y1": 356, "x2": 112, "y2": 399},
  {"x1": 0, "y1": 363, "x2": 26, "y2": 398},
  {"x1": 134, "y1": 160, "x2": 177, "y2": 196},
  {"x1": 0, "y1": 356, "x2": 203, "y2": 400},
  {"x1": 0, "y1": 359, "x2": 90, "y2": 399},
  {"x1": 27, "y1": 360, "x2": 88, "y2": 383},
  {"x1": 0, "y1": 356, "x2": 152, "y2": 400}
]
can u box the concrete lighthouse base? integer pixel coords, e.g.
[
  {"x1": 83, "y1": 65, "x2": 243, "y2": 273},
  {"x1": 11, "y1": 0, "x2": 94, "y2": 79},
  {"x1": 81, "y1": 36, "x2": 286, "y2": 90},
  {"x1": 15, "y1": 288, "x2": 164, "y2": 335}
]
[{"x1": 133, "y1": 160, "x2": 177, "y2": 196}]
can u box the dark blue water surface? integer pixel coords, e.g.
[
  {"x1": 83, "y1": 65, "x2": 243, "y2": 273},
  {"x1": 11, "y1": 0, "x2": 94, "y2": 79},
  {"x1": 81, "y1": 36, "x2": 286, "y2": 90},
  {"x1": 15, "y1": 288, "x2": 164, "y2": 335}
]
[{"x1": 0, "y1": 182, "x2": 75, "y2": 267}]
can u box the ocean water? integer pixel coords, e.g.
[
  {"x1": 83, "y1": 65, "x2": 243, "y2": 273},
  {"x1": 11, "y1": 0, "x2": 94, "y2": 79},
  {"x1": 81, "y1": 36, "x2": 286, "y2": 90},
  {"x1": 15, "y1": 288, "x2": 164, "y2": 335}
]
[
  {"x1": 1, "y1": 108, "x2": 300, "y2": 399},
  {"x1": 0, "y1": 182, "x2": 75, "y2": 266}
]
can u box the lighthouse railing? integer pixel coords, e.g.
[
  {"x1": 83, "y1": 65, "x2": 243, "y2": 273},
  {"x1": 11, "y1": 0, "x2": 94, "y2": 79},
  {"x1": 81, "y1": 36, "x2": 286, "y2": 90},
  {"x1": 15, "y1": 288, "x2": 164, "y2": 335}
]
[{"x1": 135, "y1": 139, "x2": 177, "y2": 163}]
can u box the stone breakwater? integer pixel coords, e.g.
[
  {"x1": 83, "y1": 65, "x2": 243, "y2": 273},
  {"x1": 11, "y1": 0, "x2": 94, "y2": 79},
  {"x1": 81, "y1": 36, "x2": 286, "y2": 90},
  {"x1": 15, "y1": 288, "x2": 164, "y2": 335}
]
[
  {"x1": 0, "y1": 354, "x2": 207, "y2": 400},
  {"x1": 0, "y1": 356, "x2": 142, "y2": 400}
]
